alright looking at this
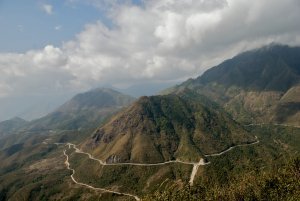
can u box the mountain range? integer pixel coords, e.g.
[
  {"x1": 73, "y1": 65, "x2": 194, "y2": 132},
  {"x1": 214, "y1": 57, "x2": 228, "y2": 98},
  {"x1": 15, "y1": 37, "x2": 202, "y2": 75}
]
[
  {"x1": 83, "y1": 90, "x2": 254, "y2": 163},
  {"x1": 0, "y1": 44, "x2": 299, "y2": 201},
  {"x1": 14, "y1": 88, "x2": 135, "y2": 132},
  {"x1": 164, "y1": 44, "x2": 300, "y2": 125},
  {"x1": 0, "y1": 117, "x2": 27, "y2": 139}
]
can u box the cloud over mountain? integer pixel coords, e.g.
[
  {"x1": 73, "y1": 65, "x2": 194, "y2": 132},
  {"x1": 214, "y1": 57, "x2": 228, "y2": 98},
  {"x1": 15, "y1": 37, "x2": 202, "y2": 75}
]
[{"x1": 1, "y1": 0, "x2": 300, "y2": 99}]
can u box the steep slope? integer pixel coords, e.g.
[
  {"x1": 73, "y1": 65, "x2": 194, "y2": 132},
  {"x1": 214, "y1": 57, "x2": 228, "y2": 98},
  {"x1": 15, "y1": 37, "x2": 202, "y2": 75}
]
[
  {"x1": 82, "y1": 90, "x2": 255, "y2": 163},
  {"x1": 0, "y1": 88, "x2": 137, "y2": 201},
  {"x1": 199, "y1": 44, "x2": 300, "y2": 91},
  {"x1": 0, "y1": 117, "x2": 28, "y2": 139},
  {"x1": 166, "y1": 44, "x2": 300, "y2": 125},
  {"x1": 144, "y1": 125, "x2": 300, "y2": 201},
  {"x1": 25, "y1": 88, "x2": 135, "y2": 131}
]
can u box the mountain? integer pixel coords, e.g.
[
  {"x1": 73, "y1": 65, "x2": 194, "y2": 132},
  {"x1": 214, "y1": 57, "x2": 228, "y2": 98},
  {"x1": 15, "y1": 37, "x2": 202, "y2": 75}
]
[
  {"x1": 82, "y1": 90, "x2": 255, "y2": 163},
  {"x1": 165, "y1": 44, "x2": 300, "y2": 125},
  {"x1": 0, "y1": 117, "x2": 28, "y2": 139},
  {"x1": 0, "y1": 88, "x2": 137, "y2": 201},
  {"x1": 0, "y1": 45, "x2": 299, "y2": 201},
  {"x1": 199, "y1": 44, "x2": 300, "y2": 91},
  {"x1": 0, "y1": 93, "x2": 74, "y2": 122},
  {"x1": 24, "y1": 88, "x2": 135, "y2": 131}
]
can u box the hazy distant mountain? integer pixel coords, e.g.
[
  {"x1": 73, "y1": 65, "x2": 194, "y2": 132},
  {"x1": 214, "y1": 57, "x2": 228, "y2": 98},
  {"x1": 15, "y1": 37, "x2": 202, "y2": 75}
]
[
  {"x1": 0, "y1": 45, "x2": 299, "y2": 201},
  {"x1": 82, "y1": 89, "x2": 255, "y2": 163},
  {"x1": 0, "y1": 117, "x2": 27, "y2": 139},
  {"x1": 118, "y1": 81, "x2": 179, "y2": 97},
  {"x1": 0, "y1": 93, "x2": 74, "y2": 122},
  {"x1": 25, "y1": 88, "x2": 135, "y2": 131},
  {"x1": 164, "y1": 44, "x2": 300, "y2": 125}
]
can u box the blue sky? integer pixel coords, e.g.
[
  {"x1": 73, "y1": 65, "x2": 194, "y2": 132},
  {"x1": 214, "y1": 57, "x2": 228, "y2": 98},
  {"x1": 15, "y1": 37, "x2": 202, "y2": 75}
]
[
  {"x1": 0, "y1": 0, "x2": 299, "y2": 121},
  {"x1": 0, "y1": 0, "x2": 129, "y2": 52}
]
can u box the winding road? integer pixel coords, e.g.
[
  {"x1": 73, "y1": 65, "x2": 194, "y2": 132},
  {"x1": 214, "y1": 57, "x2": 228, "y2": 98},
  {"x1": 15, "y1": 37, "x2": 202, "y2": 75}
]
[
  {"x1": 59, "y1": 137, "x2": 260, "y2": 199},
  {"x1": 65, "y1": 143, "x2": 211, "y2": 185},
  {"x1": 67, "y1": 143, "x2": 208, "y2": 166},
  {"x1": 204, "y1": 137, "x2": 259, "y2": 157},
  {"x1": 63, "y1": 149, "x2": 141, "y2": 201},
  {"x1": 53, "y1": 122, "x2": 300, "y2": 198},
  {"x1": 244, "y1": 123, "x2": 300, "y2": 128}
]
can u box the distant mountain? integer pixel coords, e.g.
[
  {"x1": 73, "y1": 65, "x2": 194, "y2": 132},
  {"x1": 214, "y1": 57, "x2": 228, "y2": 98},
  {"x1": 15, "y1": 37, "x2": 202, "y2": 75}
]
[
  {"x1": 25, "y1": 88, "x2": 135, "y2": 131},
  {"x1": 82, "y1": 90, "x2": 255, "y2": 163},
  {"x1": 165, "y1": 44, "x2": 300, "y2": 125},
  {"x1": 118, "y1": 81, "x2": 179, "y2": 97},
  {"x1": 0, "y1": 45, "x2": 299, "y2": 201},
  {"x1": 0, "y1": 93, "x2": 74, "y2": 122},
  {"x1": 199, "y1": 44, "x2": 300, "y2": 91},
  {"x1": 0, "y1": 117, "x2": 27, "y2": 139}
]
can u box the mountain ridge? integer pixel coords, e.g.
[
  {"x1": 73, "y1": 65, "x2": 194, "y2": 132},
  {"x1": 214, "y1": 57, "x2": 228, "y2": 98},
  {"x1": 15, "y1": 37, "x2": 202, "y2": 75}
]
[
  {"x1": 0, "y1": 44, "x2": 299, "y2": 201},
  {"x1": 82, "y1": 90, "x2": 255, "y2": 163},
  {"x1": 0, "y1": 117, "x2": 28, "y2": 139},
  {"x1": 163, "y1": 44, "x2": 300, "y2": 125},
  {"x1": 197, "y1": 44, "x2": 300, "y2": 92},
  {"x1": 22, "y1": 88, "x2": 135, "y2": 131}
]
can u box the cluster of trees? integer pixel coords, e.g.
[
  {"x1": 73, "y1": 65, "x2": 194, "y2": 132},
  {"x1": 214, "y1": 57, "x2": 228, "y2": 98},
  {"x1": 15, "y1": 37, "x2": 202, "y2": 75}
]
[{"x1": 143, "y1": 158, "x2": 300, "y2": 201}]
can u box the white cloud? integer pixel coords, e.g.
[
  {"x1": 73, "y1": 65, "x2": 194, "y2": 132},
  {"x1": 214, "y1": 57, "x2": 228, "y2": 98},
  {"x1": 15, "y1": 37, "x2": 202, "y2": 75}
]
[
  {"x1": 33, "y1": 45, "x2": 67, "y2": 68},
  {"x1": 42, "y1": 4, "x2": 53, "y2": 15},
  {"x1": 0, "y1": 0, "x2": 300, "y2": 102}
]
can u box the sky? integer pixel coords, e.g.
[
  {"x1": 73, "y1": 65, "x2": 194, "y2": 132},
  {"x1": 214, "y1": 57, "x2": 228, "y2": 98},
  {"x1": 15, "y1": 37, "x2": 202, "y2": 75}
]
[{"x1": 0, "y1": 0, "x2": 300, "y2": 121}]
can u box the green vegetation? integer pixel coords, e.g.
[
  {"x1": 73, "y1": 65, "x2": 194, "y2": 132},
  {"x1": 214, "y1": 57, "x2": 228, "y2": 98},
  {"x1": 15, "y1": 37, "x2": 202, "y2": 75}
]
[
  {"x1": 144, "y1": 125, "x2": 300, "y2": 201},
  {"x1": 0, "y1": 88, "x2": 137, "y2": 201},
  {"x1": 0, "y1": 45, "x2": 300, "y2": 201},
  {"x1": 84, "y1": 91, "x2": 254, "y2": 163},
  {"x1": 166, "y1": 44, "x2": 300, "y2": 126},
  {"x1": 0, "y1": 144, "x2": 136, "y2": 201},
  {"x1": 68, "y1": 148, "x2": 192, "y2": 195},
  {"x1": 143, "y1": 158, "x2": 300, "y2": 201}
]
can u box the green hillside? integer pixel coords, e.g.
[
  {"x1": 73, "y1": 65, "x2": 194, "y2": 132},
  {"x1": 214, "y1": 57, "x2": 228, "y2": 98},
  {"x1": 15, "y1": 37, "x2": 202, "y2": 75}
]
[
  {"x1": 144, "y1": 124, "x2": 300, "y2": 201},
  {"x1": 198, "y1": 44, "x2": 300, "y2": 91},
  {"x1": 82, "y1": 90, "x2": 255, "y2": 163},
  {"x1": 164, "y1": 44, "x2": 300, "y2": 125},
  {"x1": 0, "y1": 45, "x2": 299, "y2": 201}
]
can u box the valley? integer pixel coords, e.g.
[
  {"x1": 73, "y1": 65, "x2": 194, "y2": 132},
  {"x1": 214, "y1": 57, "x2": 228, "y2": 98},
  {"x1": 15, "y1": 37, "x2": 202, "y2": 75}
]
[
  {"x1": 0, "y1": 45, "x2": 299, "y2": 201},
  {"x1": 63, "y1": 149, "x2": 141, "y2": 201},
  {"x1": 59, "y1": 134, "x2": 259, "y2": 200}
]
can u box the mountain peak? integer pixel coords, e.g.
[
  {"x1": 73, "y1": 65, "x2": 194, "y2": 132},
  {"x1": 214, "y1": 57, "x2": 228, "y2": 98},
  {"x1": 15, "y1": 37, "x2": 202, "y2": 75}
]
[
  {"x1": 171, "y1": 44, "x2": 300, "y2": 125},
  {"x1": 252, "y1": 43, "x2": 289, "y2": 52},
  {"x1": 9, "y1": 117, "x2": 27, "y2": 122},
  {"x1": 25, "y1": 88, "x2": 135, "y2": 131},
  {"x1": 87, "y1": 87, "x2": 121, "y2": 94},
  {"x1": 0, "y1": 117, "x2": 28, "y2": 138},
  {"x1": 60, "y1": 88, "x2": 135, "y2": 112},
  {"x1": 194, "y1": 44, "x2": 300, "y2": 92},
  {"x1": 83, "y1": 92, "x2": 255, "y2": 163}
]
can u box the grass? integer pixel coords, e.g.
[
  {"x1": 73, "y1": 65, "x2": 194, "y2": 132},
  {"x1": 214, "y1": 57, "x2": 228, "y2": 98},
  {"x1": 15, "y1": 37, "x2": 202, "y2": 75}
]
[
  {"x1": 143, "y1": 124, "x2": 300, "y2": 200},
  {"x1": 68, "y1": 147, "x2": 192, "y2": 196}
]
